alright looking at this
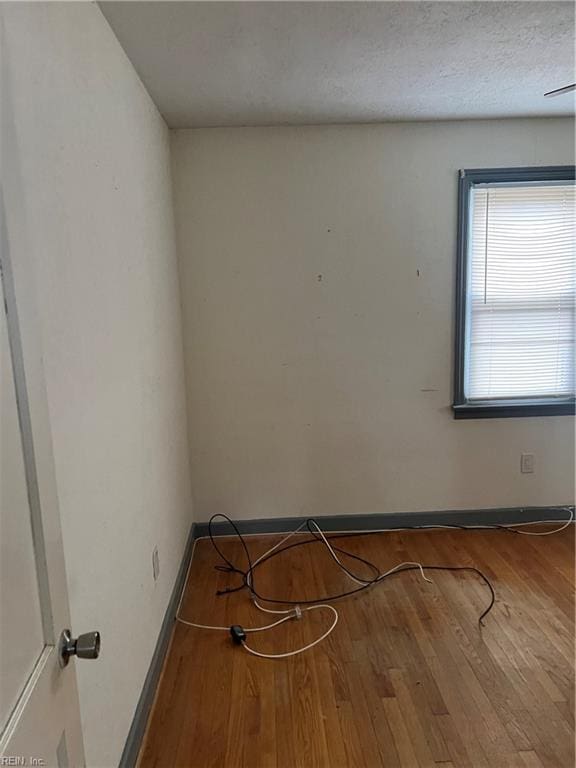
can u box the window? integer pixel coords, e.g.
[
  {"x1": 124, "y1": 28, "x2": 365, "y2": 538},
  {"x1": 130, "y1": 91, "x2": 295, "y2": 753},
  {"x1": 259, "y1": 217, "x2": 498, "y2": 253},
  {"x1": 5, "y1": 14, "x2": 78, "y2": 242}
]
[{"x1": 454, "y1": 167, "x2": 576, "y2": 419}]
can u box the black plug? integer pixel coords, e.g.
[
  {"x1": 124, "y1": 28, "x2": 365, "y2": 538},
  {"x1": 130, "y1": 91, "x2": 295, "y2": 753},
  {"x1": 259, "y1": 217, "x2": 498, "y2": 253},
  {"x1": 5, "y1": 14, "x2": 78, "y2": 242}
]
[{"x1": 229, "y1": 625, "x2": 246, "y2": 645}]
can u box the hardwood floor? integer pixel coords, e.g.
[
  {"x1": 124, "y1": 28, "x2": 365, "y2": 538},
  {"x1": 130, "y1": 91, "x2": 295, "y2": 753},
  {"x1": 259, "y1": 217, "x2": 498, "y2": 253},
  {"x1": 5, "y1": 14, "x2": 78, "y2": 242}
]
[{"x1": 138, "y1": 527, "x2": 574, "y2": 768}]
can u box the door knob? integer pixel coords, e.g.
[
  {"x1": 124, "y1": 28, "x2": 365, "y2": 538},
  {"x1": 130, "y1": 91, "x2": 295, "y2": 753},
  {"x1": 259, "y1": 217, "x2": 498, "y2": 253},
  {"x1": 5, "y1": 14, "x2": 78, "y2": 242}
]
[{"x1": 59, "y1": 629, "x2": 101, "y2": 667}]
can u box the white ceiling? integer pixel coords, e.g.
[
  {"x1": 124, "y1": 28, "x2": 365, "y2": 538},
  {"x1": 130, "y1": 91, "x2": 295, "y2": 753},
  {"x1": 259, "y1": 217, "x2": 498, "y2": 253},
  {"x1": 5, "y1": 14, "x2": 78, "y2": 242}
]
[{"x1": 100, "y1": 1, "x2": 575, "y2": 128}]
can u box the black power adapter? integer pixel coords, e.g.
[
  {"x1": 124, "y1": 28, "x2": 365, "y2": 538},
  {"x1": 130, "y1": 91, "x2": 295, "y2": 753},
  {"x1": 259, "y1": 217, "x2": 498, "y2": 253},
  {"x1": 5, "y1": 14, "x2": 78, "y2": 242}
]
[{"x1": 229, "y1": 625, "x2": 246, "y2": 645}]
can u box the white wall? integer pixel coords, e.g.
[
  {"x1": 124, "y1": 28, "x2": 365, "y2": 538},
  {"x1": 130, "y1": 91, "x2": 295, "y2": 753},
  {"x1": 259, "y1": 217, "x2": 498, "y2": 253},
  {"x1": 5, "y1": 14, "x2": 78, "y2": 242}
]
[
  {"x1": 2, "y1": 5, "x2": 192, "y2": 766},
  {"x1": 172, "y1": 119, "x2": 575, "y2": 522}
]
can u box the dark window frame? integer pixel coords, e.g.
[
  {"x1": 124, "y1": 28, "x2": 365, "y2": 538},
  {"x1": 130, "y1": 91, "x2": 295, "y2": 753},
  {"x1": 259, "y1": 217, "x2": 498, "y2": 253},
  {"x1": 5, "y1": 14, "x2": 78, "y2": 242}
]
[{"x1": 453, "y1": 166, "x2": 576, "y2": 420}]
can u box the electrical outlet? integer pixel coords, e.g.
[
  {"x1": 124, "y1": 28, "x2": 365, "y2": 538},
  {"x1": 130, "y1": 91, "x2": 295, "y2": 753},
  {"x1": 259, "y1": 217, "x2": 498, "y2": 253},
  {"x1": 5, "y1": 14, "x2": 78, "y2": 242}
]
[
  {"x1": 152, "y1": 546, "x2": 160, "y2": 581},
  {"x1": 520, "y1": 453, "x2": 535, "y2": 474}
]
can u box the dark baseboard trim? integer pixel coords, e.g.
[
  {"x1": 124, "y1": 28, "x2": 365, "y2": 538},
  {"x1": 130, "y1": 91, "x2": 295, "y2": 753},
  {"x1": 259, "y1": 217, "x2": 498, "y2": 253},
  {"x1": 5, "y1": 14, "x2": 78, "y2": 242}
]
[
  {"x1": 119, "y1": 522, "x2": 197, "y2": 768},
  {"x1": 195, "y1": 506, "x2": 573, "y2": 538}
]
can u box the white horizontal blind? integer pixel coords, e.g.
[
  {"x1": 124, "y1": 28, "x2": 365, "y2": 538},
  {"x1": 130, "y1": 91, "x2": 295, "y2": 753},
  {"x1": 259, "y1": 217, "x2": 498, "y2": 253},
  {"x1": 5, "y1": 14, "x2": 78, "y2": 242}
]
[{"x1": 465, "y1": 182, "x2": 576, "y2": 400}]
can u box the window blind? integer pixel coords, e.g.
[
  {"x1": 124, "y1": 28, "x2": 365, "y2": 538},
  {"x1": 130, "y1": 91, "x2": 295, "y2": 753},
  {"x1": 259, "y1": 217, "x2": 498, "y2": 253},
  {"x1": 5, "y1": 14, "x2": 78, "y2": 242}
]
[{"x1": 465, "y1": 182, "x2": 576, "y2": 401}]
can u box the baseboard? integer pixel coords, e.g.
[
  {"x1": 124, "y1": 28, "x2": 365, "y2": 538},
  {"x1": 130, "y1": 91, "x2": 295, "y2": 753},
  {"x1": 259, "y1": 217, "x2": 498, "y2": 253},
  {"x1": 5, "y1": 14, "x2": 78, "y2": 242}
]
[
  {"x1": 195, "y1": 505, "x2": 573, "y2": 538},
  {"x1": 119, "y1": 522, "x2": 197, "y2": 768}
]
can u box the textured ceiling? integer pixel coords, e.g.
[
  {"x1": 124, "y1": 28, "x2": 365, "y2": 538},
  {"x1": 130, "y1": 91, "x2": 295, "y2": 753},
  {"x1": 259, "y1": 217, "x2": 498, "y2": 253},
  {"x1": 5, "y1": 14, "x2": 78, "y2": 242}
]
[{"x1": 100, "y1": 1, "x2": 575, "y2": 128}]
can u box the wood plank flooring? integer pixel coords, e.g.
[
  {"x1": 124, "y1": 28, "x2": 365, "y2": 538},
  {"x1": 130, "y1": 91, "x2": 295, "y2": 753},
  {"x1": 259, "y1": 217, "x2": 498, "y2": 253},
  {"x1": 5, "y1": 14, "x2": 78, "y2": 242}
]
[{"x1": 138, "y1": 527, "x2": 574, "y2": 768}]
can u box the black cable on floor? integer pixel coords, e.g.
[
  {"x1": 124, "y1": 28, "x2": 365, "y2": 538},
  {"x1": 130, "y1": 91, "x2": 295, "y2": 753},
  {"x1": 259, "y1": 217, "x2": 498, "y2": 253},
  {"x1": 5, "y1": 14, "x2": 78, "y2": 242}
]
[{"x1": 206, "y1": 514, "x2": 499, "y2": 626}]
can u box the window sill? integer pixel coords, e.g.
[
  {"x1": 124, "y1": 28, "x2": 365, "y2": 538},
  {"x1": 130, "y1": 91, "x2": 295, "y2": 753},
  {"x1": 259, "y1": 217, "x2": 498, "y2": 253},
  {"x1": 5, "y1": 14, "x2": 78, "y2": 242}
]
[{"x1": 453, "y1": 400, "x2": 576, "y2": 419}]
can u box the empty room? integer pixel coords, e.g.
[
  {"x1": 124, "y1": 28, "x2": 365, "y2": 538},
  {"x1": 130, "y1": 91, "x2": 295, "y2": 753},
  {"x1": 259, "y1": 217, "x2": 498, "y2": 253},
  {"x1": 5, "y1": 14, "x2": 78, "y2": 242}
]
[{"x1": 0, "y1": 2, "x2": 574, "y2": 767}]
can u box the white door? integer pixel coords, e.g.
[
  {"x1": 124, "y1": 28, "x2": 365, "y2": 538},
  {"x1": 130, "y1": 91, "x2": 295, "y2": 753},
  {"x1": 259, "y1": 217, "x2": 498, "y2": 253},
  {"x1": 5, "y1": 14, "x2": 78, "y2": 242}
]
[{"x1": 0, "y1": 190, "x2": 87, "y2": 765}]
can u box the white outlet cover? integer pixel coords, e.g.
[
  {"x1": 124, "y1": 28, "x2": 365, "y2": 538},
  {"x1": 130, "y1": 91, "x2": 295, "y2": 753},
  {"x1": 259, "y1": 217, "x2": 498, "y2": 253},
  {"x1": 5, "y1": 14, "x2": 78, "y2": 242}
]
[
  {"x1": 152, "y1": 547, "x2": 160, "y2": 580},
  {"x1": 521, "y1": 454, "x2": 535, "y2": 474}
]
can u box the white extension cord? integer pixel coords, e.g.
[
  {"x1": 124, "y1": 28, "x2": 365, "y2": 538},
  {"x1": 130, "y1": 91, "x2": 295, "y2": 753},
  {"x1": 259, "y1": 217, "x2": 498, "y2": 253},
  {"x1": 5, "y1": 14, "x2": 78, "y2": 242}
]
[
  {"x1": 175, "y1": 521, "x2": 344, "y2": 658},
  {"x1": 175, "y1": 508, "x2": 573, "y2": 659}
]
